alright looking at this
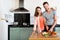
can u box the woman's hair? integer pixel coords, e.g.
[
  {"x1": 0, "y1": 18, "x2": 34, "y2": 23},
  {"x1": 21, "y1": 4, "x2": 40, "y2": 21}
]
[{"x1": 34, "y1": 6, "x2": 42, "y2": 17}]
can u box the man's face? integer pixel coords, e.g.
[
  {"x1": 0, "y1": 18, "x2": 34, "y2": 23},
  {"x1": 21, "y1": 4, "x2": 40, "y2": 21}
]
[{"x1": 43, "y1": 4, "x2": 49, "y2": 10}]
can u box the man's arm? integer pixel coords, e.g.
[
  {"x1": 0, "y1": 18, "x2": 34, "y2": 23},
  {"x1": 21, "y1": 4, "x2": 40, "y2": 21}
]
[{"x1": 50, "y1": 15, "x2": 57, "y2": 32}]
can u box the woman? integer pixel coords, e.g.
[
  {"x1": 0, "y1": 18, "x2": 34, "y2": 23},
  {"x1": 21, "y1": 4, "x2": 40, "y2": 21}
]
[{"x1": 33, "y1": 6, "x2": 46, "y2": 33}]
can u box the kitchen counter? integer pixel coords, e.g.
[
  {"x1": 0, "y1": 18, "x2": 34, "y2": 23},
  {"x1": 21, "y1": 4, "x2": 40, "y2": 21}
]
[
  {"x1": 8, "y1": 24, "x2": 60, "y2": 40},
  {"x1": 29, "y1": 32, "x2": 60, "y2": 40}
]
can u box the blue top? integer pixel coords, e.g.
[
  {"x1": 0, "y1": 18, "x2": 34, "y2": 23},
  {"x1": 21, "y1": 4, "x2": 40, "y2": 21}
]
[{"x1": 43, "y1": 10, "x2": 56, "y2": 25}]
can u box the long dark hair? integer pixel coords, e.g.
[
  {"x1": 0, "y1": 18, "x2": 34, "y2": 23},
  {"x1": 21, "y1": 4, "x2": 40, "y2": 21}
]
[{"x1": 34, "y1": 6, "x2": 42, "y2": 17}]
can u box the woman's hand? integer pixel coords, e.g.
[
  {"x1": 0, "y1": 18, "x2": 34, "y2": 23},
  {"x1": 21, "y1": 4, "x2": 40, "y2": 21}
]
[
  {"x1": 33, "y1": 26, "x2": 36, "y2": 31},
  {"x1": 51, "y1": 7, "x2": 56, "y2": 11},
  {"x1": 33, "y1": 30, "x2": 36, "y2": 34}
]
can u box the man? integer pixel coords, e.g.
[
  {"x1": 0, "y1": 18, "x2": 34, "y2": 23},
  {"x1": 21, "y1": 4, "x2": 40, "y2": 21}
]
[{"x1": 43, "y1": 2, "x2": 57, "y2": 32}]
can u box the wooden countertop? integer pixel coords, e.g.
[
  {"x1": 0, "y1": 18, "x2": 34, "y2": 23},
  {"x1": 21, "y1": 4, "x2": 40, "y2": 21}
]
[{"x1": 29, "y1": 32, "x2": 60, "y2": 40}]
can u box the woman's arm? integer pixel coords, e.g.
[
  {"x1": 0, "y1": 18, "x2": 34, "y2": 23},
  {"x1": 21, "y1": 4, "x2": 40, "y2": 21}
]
[
  {"x1": 33, "y1": 17, "x2": 38, "y2": 32},
  {"x1": 51, "y1": 7, "x2": 56, "y2": 11}
]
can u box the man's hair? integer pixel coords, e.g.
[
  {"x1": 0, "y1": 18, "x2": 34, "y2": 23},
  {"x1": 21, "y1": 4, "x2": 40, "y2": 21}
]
[{"x1": 43, "y1": 2, "x2": 49, "y2": 5}]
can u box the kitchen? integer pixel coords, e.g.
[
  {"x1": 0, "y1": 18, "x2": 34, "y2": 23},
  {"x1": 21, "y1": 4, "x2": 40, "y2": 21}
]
[{"x1": 0, "y1": 0, "x2": 60, "y2": 40}]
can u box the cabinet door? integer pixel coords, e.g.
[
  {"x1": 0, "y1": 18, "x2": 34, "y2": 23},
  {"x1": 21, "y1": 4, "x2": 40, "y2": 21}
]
[{"x1": 10, "y1": 27, "x2": 33, "y2": 40}]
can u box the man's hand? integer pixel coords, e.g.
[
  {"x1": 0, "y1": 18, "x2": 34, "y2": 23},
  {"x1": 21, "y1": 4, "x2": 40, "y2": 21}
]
[{"x1": 49, "y1": 28, "x2": 53, "y2": 32}]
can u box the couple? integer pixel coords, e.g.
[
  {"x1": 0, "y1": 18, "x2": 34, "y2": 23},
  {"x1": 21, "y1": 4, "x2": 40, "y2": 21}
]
[{"x1": 33, "y1": 2, "x2": 57, "y2": 33}]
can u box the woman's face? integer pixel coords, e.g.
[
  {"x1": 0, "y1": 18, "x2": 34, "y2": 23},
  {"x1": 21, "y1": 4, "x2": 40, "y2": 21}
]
[{"x1": 37, "y1": 8, "x2": 42, "y2": 15}]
